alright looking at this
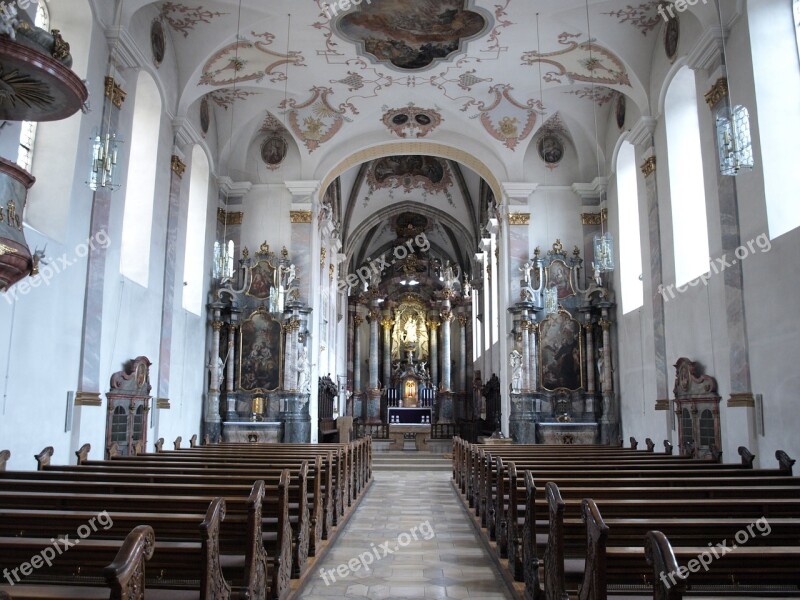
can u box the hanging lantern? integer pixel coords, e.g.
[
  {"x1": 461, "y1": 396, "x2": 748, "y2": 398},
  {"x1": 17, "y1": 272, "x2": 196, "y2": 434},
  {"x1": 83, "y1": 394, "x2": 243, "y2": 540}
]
[
  {"x1": 716, "y1": 105, "x2": 754, "y2": 176},
  {"x1": 544, "y1": 286, "x2": 558, "y2": 315},
  {"x1": 88, "y1": 129, "x2": 123, "y2": 191},
  {"x1": 593, "y1": 232, "x2": 615, "y2": 273}
]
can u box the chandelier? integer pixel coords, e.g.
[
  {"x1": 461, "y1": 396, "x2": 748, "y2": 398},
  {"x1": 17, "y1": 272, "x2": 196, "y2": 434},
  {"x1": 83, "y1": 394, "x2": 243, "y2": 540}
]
[{"x1": 88, "y1": 130, "x2": 123, "y2": 191}]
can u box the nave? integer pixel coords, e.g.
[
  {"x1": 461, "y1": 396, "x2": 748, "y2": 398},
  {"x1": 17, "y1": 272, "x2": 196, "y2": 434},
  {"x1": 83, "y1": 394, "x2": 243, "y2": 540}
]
[{"x1": 299, "y1": 463, "x2": 511, "y2": 600}]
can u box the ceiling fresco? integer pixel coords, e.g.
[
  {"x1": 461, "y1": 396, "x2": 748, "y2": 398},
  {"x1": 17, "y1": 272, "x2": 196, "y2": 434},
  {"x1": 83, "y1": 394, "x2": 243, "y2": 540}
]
[{"x1": 333, "y1": 0, "x2": 491, "y2": 71}]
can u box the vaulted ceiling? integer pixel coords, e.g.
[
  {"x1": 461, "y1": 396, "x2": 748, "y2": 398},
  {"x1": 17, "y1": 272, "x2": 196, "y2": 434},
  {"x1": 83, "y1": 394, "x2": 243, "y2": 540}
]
[{"x1": 94, "y1": 0, "x2": 731, "y2": 266}]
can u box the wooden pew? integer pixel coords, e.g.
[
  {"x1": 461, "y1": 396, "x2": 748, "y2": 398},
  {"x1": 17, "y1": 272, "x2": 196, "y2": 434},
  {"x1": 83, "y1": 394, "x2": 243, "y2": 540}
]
[
  {"x1": 0, "y1": 476, "x2": 292, "y2": 599},
  {"x1": 0, "y1": 464, "x2": 308, "y2": 584},
  {"x1": 0, "y1": 499, "x2": 231, "y2": 599}
]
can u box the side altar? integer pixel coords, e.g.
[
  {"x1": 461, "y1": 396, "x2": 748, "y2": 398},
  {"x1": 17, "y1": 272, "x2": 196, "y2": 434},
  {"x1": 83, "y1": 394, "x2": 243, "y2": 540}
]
[
  {"x1": 507, "y1": 240, "x2": 618, "y2": 445},
  {"x1": 204, "y1": 243, "x2": 313, "y2": 443}
]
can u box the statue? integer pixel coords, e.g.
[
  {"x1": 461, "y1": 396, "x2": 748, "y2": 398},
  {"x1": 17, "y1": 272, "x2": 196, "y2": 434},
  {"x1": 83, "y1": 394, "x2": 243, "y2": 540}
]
[
  {"x1": 519, "y1": 260, "x2": 534, "y2": 284},
  {"x1": 591, "y1": 261, "x2": 602, "y2": 287},
  {"x1": 296, "y1": 347, "x2": 311, "y2": 393},
  {"x1": 510, "y1": 350, "x2": 523, "y2": 392},
  {"x1": 402, "y1": 316, "x2": 417, "y2": 343}
]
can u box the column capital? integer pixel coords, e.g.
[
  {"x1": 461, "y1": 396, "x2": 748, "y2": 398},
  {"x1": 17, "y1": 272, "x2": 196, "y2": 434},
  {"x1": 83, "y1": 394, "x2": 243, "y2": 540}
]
[
  {"x1": 501, "y1": 182, "x2": 539, "y2": 205},
  {"x1": 217, "y1": 176, "x2": 252, "y2": 200},
  {"x1": 440, "y1": 309, "x2": 454, "y2": 323},
  {"x1": 457, "y1": 314, "x2": 468, "y2": 327},
  {"x1": 285, "y1": 180, "x2": 322, "y2": 201},
  {"x1": 598, "y1": 318, "x2": 612, "y2": 331},
  {"x1": 380, "y1": 318, "x2": 395, "y2": 330},
  {"x1": 572, "y1": 177, "x2": 608, "y2": 201},
  {"x1": 427, "y1": 319, "x2": 441, "y2": 329},
  {"x1": 628, "y1": 116, "x2": 657, "y2": 147},
  {"x1": 367, "y1": 309, "x2": 381, "y2": 322},
  {"x1": 211, "y1": 321, "x2": 224, "y2": 332},
  {"x1": 353, "y1": 314, "x2": 364, "y2": 327}
]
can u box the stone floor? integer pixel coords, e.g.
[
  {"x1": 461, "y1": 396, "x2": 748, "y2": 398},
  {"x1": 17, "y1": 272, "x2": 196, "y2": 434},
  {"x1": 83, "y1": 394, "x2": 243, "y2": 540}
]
[{"x1": 299, "y1": 469, "x2": 513, "y2": 599}]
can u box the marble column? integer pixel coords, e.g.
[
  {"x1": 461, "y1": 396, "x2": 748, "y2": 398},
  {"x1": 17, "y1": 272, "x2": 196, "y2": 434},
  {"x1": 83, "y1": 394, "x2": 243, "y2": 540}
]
[
  {"x1": 155, "y1": 151, "x2": 186, "y2": 417},
  {"x1": 225, "y1": 315, "x2": 239, "y2": 421},
  {"x1": 206, "y1": 305, "x2": 224, "y2": 441},
  {"x1": 520, "y1": 318, "x2": 532, "y2": 392},
  {"x1": 381, "y1": 316, "x2": 393, "y2": 391},
  {"x1": 599, "y1": 312, "x2": 616, "y2": 444},
  {"x1": 458, "y1": 314, "x2": 468, "y2": 393},
  {"x1": 585, "y1": 316, "x2": 596, "y2": 394},
  {"x1": 428, "y1": 318, "x2": 440, "y2": 388},
  {"x1": 530, "y1": 321, "x2": 539, "y2": 392},
  {"x1": 353, "y1": 315, "x2": 363, "y2": 394},
  {"x1": 368, "y1": 307, "x2": 380, "y2": 391},
  {"x1": 281, "y1": 303, "x2": 312, "y2": 442},
  {"x1": 440, "y1": 303, "x2": 454, "y2": 391}
]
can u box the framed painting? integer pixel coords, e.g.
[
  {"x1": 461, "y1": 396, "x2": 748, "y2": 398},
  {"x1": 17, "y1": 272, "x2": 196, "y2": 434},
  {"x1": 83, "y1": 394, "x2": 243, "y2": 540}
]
[
  {"x1": 239, "y1": 308, "x2": 282, "y2": 392},
  {"x1": 246, "y1": 259, "x2": 276, "y2": 300},
  {"x1": 546, "y1": 259, "x2": 575, "y2": 299},
  {"x1": 539, "y1": 309, "x2": 583, "y2": 392}
]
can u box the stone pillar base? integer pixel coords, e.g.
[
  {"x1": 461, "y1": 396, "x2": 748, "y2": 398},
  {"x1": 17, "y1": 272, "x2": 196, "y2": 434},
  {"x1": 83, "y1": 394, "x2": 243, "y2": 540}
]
[
  {"x1": 365, "y1": 389, "x2": 382, "y2": 424},
  {"x1": 279, "y1": 391, "x2": 311, "y2": 443},
  {"x1": 204, "y1": 420, "x2": 222, "y2": 445},
  {"x1": 509, "y1": 393, "x2": 537, "y2": 444},
  {"x1": 224, "y1": 392, "x2": 239, "y2": 421},
  {"x1": 437, "y1": 391, "x2": 454, "y2": 423}
]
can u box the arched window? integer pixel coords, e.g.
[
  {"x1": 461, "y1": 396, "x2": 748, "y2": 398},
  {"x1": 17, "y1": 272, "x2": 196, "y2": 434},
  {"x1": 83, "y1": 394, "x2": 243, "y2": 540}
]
[
  {"x1": 665, "y1": 66, "x2": 709, "y2": 287},
  {"x1": 182, "y1": 145, "x2": 210, "y2": 315},
  {"x1": 16, "y1": 1, "x2": 50, "y2": 172},
  {"x1": 749, "y1": 0, "x2": 800, "y2": 239},
  {"x1": 120, "y1": 72, "x2": 162, "y2": 287},
  {"x1": 794, "y1": 0, "x2": 800, "y2": 59},
  {"x1": 617, "y1": 140, "x2": 643, "y2": 313}
]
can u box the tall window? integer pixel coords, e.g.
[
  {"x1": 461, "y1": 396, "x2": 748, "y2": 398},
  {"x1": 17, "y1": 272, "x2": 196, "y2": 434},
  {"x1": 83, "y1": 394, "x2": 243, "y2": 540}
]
[
  {"x1": 750, "y1": 0, "x2": 800, "y2": 239},
  {"x1": 120, "y1": 73, "x2": 162, "y2": 286},
  {"x1": 665, "y1": 66, "x2": 710, "y2": 287},
  {"x1": 182, "y1": 145, "x2": 210, "y2": 315},
  {"x1": 617, "y1": 141, "x2": 643, "y2": 313},
  {"x1": 16, "y1": 1, "x2": 49, "y2": 172}
]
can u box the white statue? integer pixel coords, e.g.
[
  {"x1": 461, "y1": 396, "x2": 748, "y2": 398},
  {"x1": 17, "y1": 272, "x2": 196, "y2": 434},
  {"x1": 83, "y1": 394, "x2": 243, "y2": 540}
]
[
  {"x1": 403, "y1": 316, "x2": 417, "y2": 343},
  {"x1": 519, "y1": 260, "x2": 534, "y2": 284},
  {"x1": 283, "y1": 264, "x2": 296, "y2": 288},
  {"x1": 510, "y1": 349, "x2": 523, "y2": 392},
  {"x1": 591, "y1": 261, "x2": 602, "y2": 287},
  {"x1": 297, "y1": 347, "x2": 311, "y2": 393}
]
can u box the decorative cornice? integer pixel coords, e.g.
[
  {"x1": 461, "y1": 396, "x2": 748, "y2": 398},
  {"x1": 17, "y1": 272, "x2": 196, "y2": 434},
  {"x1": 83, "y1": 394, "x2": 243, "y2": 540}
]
[
  {"x1": 285, "y1": 180, "x2": 321, "y2": 200},
  {"x1": 686, "y1": 25, "x2": 725, "y2": 72},
  {"x1": 655, "y1": 399, "x2": 670, "y2": 411},
  {"x1": 75, "y1": 391, "x2": 102, "y2": 407},
  {"x1": 110, "y1": 26, "x2": 148, "y2": 70},
  {"x1": 728, "y1": 392, "x2": 755, "y2": 408},
  {"x1": 104, "y1": 76, "x2": 126, "y2": 109},
  {"x1": 581, "y1": 211, "x2": 607, "y2": 226},
  {"x1": 640, "y1": 156, "x2": 657, "y2": 178},
  {"x1": 704, "y1": 77, "x2": 728, "y2": 109},
  {"x1": 508, "y1": 212, "x2": 530, "y2": 226},
  {"x1": 572, "y1": 177, "x2": 608, "y2": 201},
  {"x1": 173, "y1": 117, "x2": 201, "y2": 148},
  {"x1": 217, "y1": 208, "x2": 243, "y2": 226},
  {"x1": 628, "y1": 116, "x2": 657, "y2": 147},
  {"x1": 501, "y1": 182, "x2": 539, "y2": 204},
  {"x1": 171, "y1": 155, "x2": 186, "y2": 178},
  {"x1": 217, "y1": 177, "x2": 252, "y2": 199},
  {"x1": 291, "y1": 210, "x2": 312, "y2": 224}
]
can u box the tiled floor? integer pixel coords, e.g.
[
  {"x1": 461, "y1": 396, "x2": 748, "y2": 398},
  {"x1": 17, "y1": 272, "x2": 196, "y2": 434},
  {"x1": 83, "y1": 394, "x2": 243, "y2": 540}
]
[{"x1": 299, "y1": 470, "x2": 513, "y2": 599}]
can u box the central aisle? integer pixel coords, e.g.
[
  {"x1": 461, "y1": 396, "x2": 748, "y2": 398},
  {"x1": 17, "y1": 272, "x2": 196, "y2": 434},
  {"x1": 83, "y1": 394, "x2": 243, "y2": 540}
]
[{"x1": 299, "y1": 468, "x2": 513, "y2": 599}]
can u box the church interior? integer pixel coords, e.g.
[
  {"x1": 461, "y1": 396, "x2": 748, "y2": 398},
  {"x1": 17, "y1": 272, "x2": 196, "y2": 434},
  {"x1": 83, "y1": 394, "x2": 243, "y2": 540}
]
[{"x1": 0, "y1": 0, "x2": 799, "y2": 597}]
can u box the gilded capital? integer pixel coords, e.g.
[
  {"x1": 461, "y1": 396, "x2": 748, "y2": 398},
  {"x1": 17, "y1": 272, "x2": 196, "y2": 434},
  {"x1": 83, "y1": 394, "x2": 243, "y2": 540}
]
[
  {"x1": 353, "y1": 315, "x2": 364, "y2": 327},
  {"x1": 440, "y1": 309, "x2": 454, "y2": 323},
  {"x1": 211, "y1": 321, "x2": 224, "y2": 332},
  {"x1": 427, "y1": 319, "x2": 440, "y2": 330},
  {"x1": 598, "y1": 318, "x2": 612, "y2": 331},
  {"x1": 457, "y1": 314, "x2": 468, "y2": 327},
  {"x1": 640, "y1": 156, "x2": 657, "y2": 178}
]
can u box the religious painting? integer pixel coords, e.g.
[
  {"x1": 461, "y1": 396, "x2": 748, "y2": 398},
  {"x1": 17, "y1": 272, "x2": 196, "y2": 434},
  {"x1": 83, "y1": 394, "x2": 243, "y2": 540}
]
[
  {"x1": 200, "y1": 96, "x2": 210, "y2": 135},
  {"x1": 615, "y1": 93, "x2": 626, "y2": 129},
  {"x1": 239, "y1": 309, "x2": 282, "y2": 392},
  {"x1": 151, "y1": 19, "x2": 166, "y2": 66},
  {"x1": 664, "y1": 13, "x2": 679, "y2": 61},
  {"x1": 246, "y1": 259, "x2": 276, "y2": 300},
  {"x1": 546, "y1": 259, "x2": 575, "y2": 299},
  {"x1": 539, "y1": 309, "x2": 583, "y2": 392},
  {"x1": 261, "y1": 135, "x2": 287, "y2": 167},
  {"x1": 336, "y1": 0, "x2": 490, "y2": 71},
  {"x1": 538, "y1": 135, "x2": 564, "y2": 165}
]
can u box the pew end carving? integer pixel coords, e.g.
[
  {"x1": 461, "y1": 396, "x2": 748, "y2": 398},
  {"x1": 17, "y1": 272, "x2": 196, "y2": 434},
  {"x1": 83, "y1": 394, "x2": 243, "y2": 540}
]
[
  {"x1": 579, "y1": 498, "x2": 609, "y2": 600},
  {"x1": 776, "y1": 450, "x2": 795, "y2": 475},
  {"x1": 544, "y1": 482, "x2": 568, "y2": 600},
  {"x1": 155, "y1": 438, "x2": 164, "y2": 452},
  {"x1": 644, "y1": 531, "x2": 686, "y2": 600},
  {"x1": 629, "y1": 436, "x2": 638, "y2": 450},
  {"x1": 738, "y1": 445, "x2": 756, "y2": 468},
  {"x1": 0, "y1": 450, "x2": 9, "y2": 471},
  {"x1": 34, "y1": 445, "x2": 53, "y2": 470},
  {"x1": 103, "y1": 525, "x2": 156, "y2": 600},
  {"x1": 174, "y1": 436, "x2": 182, "y2": 450},
  {"x1": 190, "y1": 434, "x2": 198, "y2": 448},
  {"x1": 663, "y1": 440, "x2": 673, "y2": 455},
  {"x1": 645, "y1": 437, "x2": 655, "y2": 452},
  {"x1": 75, "y1": 443, "x2": 91, "y2": 465}
]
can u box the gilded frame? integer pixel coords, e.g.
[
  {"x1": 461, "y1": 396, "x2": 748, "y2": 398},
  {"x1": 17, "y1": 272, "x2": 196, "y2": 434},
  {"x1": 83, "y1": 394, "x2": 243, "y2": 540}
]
[{"x1": 246, "y1": 259, "x2": 277, "y2": 300}]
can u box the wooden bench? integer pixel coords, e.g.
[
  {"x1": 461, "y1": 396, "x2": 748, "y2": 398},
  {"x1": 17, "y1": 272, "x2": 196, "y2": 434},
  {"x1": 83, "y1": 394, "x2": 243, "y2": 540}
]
[{"x1": 0, "y1": 499, "x2": 231, "y2": 599}]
